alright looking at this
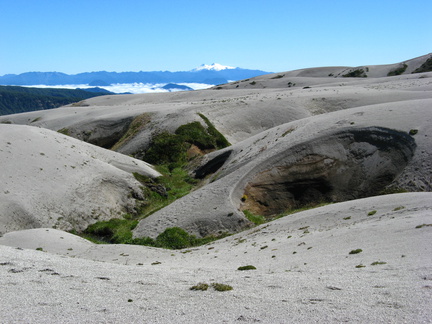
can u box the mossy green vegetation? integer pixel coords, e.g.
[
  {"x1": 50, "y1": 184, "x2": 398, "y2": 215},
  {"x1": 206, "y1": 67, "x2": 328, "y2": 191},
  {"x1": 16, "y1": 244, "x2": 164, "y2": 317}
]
[
  {"x1": 190, "y1": 283, "x2": 209, "y2": 291},
  {"x1": 371, "y1": 261, "x2": 387, "y2": 265},
  {"x1": 111, "y1": 113, "x2": 151, "y2": 151},
  {"x1": 142, "y1": 114, "x2": 230, "y2": 169},
  {"x1": 83, "y1": 224, "x2": 229, "y2": 249},
  {"x1": 412, "y1": 57, "x2": 432, "y2": 73},
  {"x1": 238, "y1": 265, "x2": 257, "y2": 271},
  {"x1": 243, "y1": 210, "x2": 266, "y2": 225},
  {"x1": 57, "y1": 128, "x2": 70, "y2": 136},
  {"x1": 342, "y1": 69, "x2": 367, "y2": 78},
  {"x1": 349, "y1": 249, "x2": 363, "y2": 254},
  {"x1": 211, "y1": 283, "x2": 233, "y2": 291},
  {"x1": 387, "y1": 63, "x2": 408, "y2": 76}
]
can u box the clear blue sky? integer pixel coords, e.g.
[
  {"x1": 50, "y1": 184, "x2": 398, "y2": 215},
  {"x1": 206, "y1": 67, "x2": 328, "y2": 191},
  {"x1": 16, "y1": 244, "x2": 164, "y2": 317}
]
[{"x1": 1, "y1": 0, "x2": 431, "y2": 75}]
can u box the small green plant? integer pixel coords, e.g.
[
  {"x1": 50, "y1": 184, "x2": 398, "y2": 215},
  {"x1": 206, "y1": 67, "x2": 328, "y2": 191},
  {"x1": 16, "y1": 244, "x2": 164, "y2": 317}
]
[
  {"x1": 31, "y1": 117, "x2": 41, "y2": 123},
  {"x1": 237, "y1": 265, "x2": 257, "y2": 271},
  {"x1": 371, "y1": 261, "x2": 387, "y2": 266},
  {"x1": 270, "y1": 74, "x2": 285, "y2": 79},
  {"x1": 356, "y1": 264, "x2": 366, "y2": 268},
  {"x1": 343, "y1": 216, "x2": 351, "y2": 220},
  {"x1": 416, "y1": 224, "x2": 432, "y2": 229},
  {"x1": 243, "y1": 210, "x2": 266, "y2": 225},
  {"x1": 342, "y1": 69, "x2": 367, "y2": 78},
  {"x1": 249, "y1": 81, "x2": 257, "y2": 85},
  {"x1": 367, "y1": 210, "x2": 377, "y2": 216},
  {"x1": 212, "y1": 283, "x2": 233, "y2": 291},
  {"x1": 36, "y1": 247, "x2": 43, "y2": 251},
  {"x1": 393, "y1": 206, "x2": 405, "y2": 211},
  {"x1": 409, "y1": 129, "x2": 418, "y2": 136},
  {"x1": 190, "y1": 283, "x2": 209, "y2": 291},
  {"x1": 349, "y1": 249, "x2": 363, "y2": 254},
  {"x1": 412, "y1": 57, "x2": 432, "y2": 73},
  {"x1": 57, "y1": 128, "x2": 70, "y2": 136},
  {"x1": 387, "y1": 63, "x2": 408, "y2": 76}
]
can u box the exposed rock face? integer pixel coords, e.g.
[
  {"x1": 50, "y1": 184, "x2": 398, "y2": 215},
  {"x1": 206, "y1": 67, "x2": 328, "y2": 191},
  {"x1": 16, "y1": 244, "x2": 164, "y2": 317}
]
[{"x1": 241, "y1": 127, "x2": 416, "y2": 216}]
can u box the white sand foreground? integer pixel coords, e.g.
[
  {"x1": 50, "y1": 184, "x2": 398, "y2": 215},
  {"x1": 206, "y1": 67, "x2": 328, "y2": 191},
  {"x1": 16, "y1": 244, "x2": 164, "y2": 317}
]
[{"x1": 1, "y1": 192, "x2": 431, "y2": 323}]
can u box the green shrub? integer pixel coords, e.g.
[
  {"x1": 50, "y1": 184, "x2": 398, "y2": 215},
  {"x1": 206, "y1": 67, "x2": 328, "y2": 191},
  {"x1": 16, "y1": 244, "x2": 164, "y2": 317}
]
[
  {"x1": 412, "y1": 57, "x2": 432, "y2": 73},
  {"x1": 409, "y1": 129, "x2": 418, "y2": 135},
  {"x1": 190, "y1": 283, "x2": 209, "y2": 291},
  {"x1": 243, "y1": 210, "x2": 266, "y2": 225},
  {"x1": 154, "y1": 227, "x2": 197, "y2": 249},
  {"x1": 387, "y1": 63, "x2": 407, "y2": 76},
  {"x1": 238, "y1": 265, "x2": 257, "y2": 271},
  {"x1": 371, "y1": 261, "x2": 387, "y2": 265},
  {"x1": 144, "y1": 131, "x2": 187, "y2": 167},
  {"x1": 342, "y1": 69, "x2": 367, "y2": 78},
  {"x1": 175, "y1": 121, "x2": 216, "y2": 149},
  {"x1": 349, "y1": 249, "x2": 363, "y2": 254},
  {"x1": 212, "y1": 283, "x2": 233, "y2": 291},
  {"x1": 57, "y1": 128, "x2": 70, "y2": 136},
  {"x1": 84, "y1": 218, "x2": 138, "y2": 244},
  {"x1": 367, "y1": 210, "x2": 377, "y2": 216}
]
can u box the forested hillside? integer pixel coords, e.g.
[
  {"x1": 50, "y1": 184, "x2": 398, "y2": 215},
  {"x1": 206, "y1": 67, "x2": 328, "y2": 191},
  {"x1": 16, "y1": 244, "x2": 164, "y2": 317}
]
[{"x1": 0, "y1": 86, "x2": 108, "y2": 115}]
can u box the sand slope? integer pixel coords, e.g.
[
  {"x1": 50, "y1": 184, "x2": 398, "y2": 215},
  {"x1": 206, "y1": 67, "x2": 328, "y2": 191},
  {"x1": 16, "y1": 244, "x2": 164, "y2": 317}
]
[
  {"x1": 0, "y1": 55, "x2": 431, "y2": 323},
  {"x1": 0, "y1": 124, "x2": 160, "y2": 234},
  {"x1": 0, "y1": 192, "x2": 431, "y2": 323}
]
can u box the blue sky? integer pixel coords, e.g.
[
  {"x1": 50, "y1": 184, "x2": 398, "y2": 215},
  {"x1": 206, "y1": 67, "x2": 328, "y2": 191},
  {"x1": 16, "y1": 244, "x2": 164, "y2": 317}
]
[{"x1": 1, "y1": 0, "x2": 431, "y2": 75}]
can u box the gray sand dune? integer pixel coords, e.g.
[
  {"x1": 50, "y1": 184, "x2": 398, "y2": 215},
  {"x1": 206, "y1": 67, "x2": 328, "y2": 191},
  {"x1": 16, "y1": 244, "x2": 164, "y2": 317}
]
[
  {"x1": 0, "y1": 124, "x2": 159, "y2": 234},
  {"x1": 0, "y1": 192, "x2": 431, "y2": 323},
  {"x1": 133, "y1": 99, "x2": 432, "y2": 238},
  {"x1": 1, "y1": 55, "x2": 432, "y2": 323}
]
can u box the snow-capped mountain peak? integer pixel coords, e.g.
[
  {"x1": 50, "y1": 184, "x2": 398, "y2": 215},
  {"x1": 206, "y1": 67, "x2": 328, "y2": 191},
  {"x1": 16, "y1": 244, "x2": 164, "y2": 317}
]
[{"x1": 191, "y1": 63, "x2": 236, "y2": 71}]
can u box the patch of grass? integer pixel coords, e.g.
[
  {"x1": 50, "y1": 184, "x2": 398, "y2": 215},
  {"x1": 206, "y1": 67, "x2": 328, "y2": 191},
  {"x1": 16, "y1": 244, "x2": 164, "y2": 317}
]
[
  {"x1": 409, "y1": 129, "x2": 418, "y2": 136},
  {"x1": 342, "y1": 69, "x2": 367, "y2": 78},
  {"x1": 84, "y1": 218, "x2": 138, "y2": 244},
  {"x1": 393, "y1": 206, "x2": 405, "y2": 211},
  {"x1": 343, "y1": 216, "x2": 351, "y2": 220},
  {"x1": 379, "y1": 187, "x2": 408, "y2": 195},
  {"x1": 243, "y1": 210, "x2": 266, "y2": 225},
  {"x1": 387, "y1": 63, "x2": 408, "y2": 76},
  {"x1": 367, "y1": 210, "x2": 377, "y2": 216},
  {"x1": 281, "y1": 202, "x2": 332, "y2": 217},
  {"x1": 356, "y1": 264, "x2": 366, "y2": 268},
  {"x1": 31, "y1": 117, "x2": 41, "y2": 123},
  {"x1": 57, "y1": 128, "x2": 70, "y2": 136},
  {"x1": 349, "y1": 249, "x2": 363, "y2": 255},
  {"x1": 371, "y1": 261, "x2": 387, "y2": 266},
  {"x1": 197, "y1": 113, "x2": 231, "y2": 148},
  {"x1": 270, "y1": 74, "x2": 285, "y2": 79},
  {"x1": 36, "y1": 247, "x2": 43, "y2": 251},
  {"x1": 83, "y1": 221, "x2": 229, "y2": 249},
  {"x1": 190, "y1": 283, "x2": 209, "y2": 291},
  {"x1": 111, "y1": 113, "x2": 151, "y2": 150},
  {"x1": 238, "y1": 265, "x2": 257, "y2": 271},
  {"x1": 212, "y1": 283, "x2": 233, "y2": 291},
  {"x1": 416, "y1": 224, "x2": 432, "y2": 229},
  {"x1": 142, "y1": 116, "x2": 230, "y2": 168},
  {"x1": 412, "y1": 57, "x2": 432, "y2": 73}
]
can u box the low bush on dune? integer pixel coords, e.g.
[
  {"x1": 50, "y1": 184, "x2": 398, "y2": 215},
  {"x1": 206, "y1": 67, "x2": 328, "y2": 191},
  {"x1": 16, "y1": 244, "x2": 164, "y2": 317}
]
[
  {"x1": 142, "y1": 113, "x2": 230, "y2": 169},
  {"x1": 82, "y1": 223, "x2": 229, "y2": 250},
  {"x1": 388, "y1": 63, "x2": 408, "y2": 76}
]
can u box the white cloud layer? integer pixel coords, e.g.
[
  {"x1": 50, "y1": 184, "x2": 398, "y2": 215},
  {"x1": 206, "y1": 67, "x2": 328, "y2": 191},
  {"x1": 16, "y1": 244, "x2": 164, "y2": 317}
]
[{"x1": 23, "y1": 83, "x2": 213, "y2": 94}]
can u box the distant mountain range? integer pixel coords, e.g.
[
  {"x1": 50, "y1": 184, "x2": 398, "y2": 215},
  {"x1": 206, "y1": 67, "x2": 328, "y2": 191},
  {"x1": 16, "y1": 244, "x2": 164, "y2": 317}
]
[{"x1": 0, "y1": 64, "x2": 269, "y2": 86}]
